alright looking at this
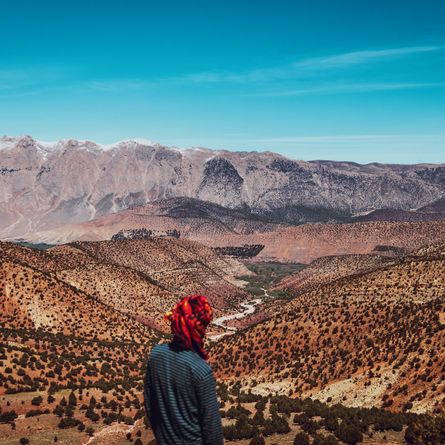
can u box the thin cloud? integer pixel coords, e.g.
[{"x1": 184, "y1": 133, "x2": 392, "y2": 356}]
[
  {"x1": 87, "y1": 45, "x2": 444, "y2": 90},
  {"x1": 257, "y1": 82, "x2": 445, "y2": 96},
  {"x1": 87, "y1": 79, "x2": 157, "y2": 91},
  {"x1": 294, "y1": 46, "x2": 441, "y2": 70},
  {"x1": 0, "y1": 68, "x2": 66, "y2": 91},
  {"x1": 2, "y1": 45, "x2": 443, "y2": 95},
  {"x1": 176, "y1": 45, "x2": 443, "y2": 84}
]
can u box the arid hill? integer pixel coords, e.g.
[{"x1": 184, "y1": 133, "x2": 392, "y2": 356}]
[
  {"x1": 0, "y1": 247, "x2": 161, "y2": 444},
  {"x1": 64, "y1": 237, "x2": 250, "y2": 312},
  {"x1": 202, "y1": 220, "x2": 445, "y2": 263},
  {"x1": 0, "y1": 242, "x2": 163, "y2": 399},
  {"x1": 0, "y1": 256, "x2": 159, "y2": 344},
  {"x1": 1, "y1": 238, "x2": 445, "y2": 443},
  {"x1": 0, "y1": 238, "x2": 250, "y2": 331},
  {"x1": 0, "y1": 237, "x2": 250, "y2": 444},
  {"x1": 16, "y1": 197, "x2": 285, "y2": 244},
  {"x1": 24, "y1": 216, "x2": 445, "y2": 265},
  {"x1": 211, "y1": 242, "x2": 445, "y2": 414},
  {"x1": 273, "y1": 253, "x2": 392, "y2": 296}
]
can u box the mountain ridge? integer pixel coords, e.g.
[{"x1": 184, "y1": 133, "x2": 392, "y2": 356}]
[{"x1": 1, "y1": 135, "x2": 444, "y2": 241}]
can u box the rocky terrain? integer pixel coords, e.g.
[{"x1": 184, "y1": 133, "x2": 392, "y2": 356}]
[
  {"x1": 351, "y1": 196, "x2": 445, "y2": 222},
  {"x1": 20, "y1": 200, "x2": 445, "y2": 263},
  {"x1": 211, "y1": 242, "x2": 445, "y2": 416},
  {"x1": 1, "y1": 136, "x2": 445, "y2": 243},
  {"x1": 0, "y1": 237, "x2": 252, "y2": 444},
  {"x1": 1, "y1": 236, "x2": 445, "y2": 444},
  {"x1": 2, "y1": 135, "x2": 445, "y2": 443},
  {"x1": 0, "y1": 238, "x2": 249, "y2": 331}
]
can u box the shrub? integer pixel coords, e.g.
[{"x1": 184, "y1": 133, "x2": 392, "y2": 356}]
[
  {"x1": 0, "y1": 411, "x2": 18, "y2": 423},
  {"x1": 322, "y1": 435, "x2": 339, "y2": 445},
  {"x1": 335, "y1": 422, "x2": 363, "y2": 445},
  {"x1": 85, "y1": 427, "x2": 94, "y2": 436},
  {"x1": 31, "y1": 395, "x2": 43, "y2": 406},
  {"x1": 249, "y1": 436, "x2": 266, "y2": 445},
  {"x1": 404, "y1": 415, "x2": 445, "y2": 444},
  {"x1": 294, "y1": 432, "x2": 310, "y2": 445},
  {"x1": 26, "y1": 409, "x2": 48, "y2": 417},
  {"x1": 58, "y1": 417, "x2": 81, "y2": 429},
  {"x1": 68, "y1": 392, "x2": 77, "y2": 407}
]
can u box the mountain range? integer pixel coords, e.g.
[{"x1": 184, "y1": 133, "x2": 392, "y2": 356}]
[{"x1": 1, "y1": 135, "x2": 444, "y2": 242}]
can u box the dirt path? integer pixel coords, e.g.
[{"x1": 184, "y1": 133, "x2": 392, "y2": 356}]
[{"x1": 209, "y1": 287, "x2": 268, "y2": 340}]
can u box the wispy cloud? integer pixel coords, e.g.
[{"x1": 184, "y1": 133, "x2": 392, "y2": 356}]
[
  {"x1": 0, "y1": 68, "x2": 65, "y2": 91},
  {"x1": 175, "y1": 45, "x2": 443, "y2": 84},
  {"x1": 256, "y1": 82, "x2": 445, "y2": 96},
  {"x1": 294, "y1": 46, "x2": 441, "y2": 70},
  {"x1": 87, "y1": 79, "x2": 156, "y2": 91},
  {"x1": 2, "y1": 45, "x2": 443, "y2": 96},
  {"x1": 85, "y1": 45, "x2": 444, "y2": 90}
]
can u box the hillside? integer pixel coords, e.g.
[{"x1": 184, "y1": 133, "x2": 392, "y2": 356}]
[
  {"x1": 203, "y1": 220, "x2": 445, "y2": 263},
  {"x1": 211, "y1": 243, "x2": 445, "y2": 414},
  {"x1": 0, "y1": 248, "x2": 161, "y2": 444},
  {"x1": 1, "y1": 238, "x2": 445, "y2": 443},
  {"x1": 64, "y1": 237, "x2": 250, "y2": 312},
  {"x1": 0, "y1": 256, "x2": 159, "y2": 344},
  {"x1": 0, "y1": 238, "x2": 252, "y2": 444},
  {"x1": 273, "y1": 254, "x2": 392, "y2": 295},
  {"x1": 0, "y1": 243, "x2": 163, "y2": 398},
  {"x1": 0, "y1": 238, "x2": 250, "y2": 331},
  {"x1": 20, "y1": 197, "x2": 285, "y2": 244}
]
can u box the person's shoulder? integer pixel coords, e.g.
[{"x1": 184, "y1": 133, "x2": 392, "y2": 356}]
[
  {"x1": 150, "y1": 343, "x2": 169, "y2": 358},
  {"x1": 188, "y1": 355, "x2": 213, "y2": 381}
]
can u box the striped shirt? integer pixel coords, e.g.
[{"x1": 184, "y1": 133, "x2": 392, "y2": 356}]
[{"x1": 144, "y1": 343, "x2": 224, "y2": 445}]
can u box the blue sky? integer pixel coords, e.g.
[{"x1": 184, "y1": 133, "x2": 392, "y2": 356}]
[{"x1": 1, "y1": 0, "x2": 444, "y2": 163}]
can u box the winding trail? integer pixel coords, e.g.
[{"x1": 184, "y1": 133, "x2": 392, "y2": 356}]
[{"x1": 209, "y1": 287, "x2": 269, "y2": 340}]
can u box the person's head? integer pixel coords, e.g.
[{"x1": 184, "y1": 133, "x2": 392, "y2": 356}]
[{"x1": 164, "y1": 294, "x2": 213, "y2": 360}]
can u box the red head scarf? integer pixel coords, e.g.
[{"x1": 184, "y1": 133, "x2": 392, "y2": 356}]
[{"x1": 164, "y1": 295, "x2": 213, "y2": 360}]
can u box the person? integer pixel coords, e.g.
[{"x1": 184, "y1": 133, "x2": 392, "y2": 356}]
[{"x1": 144, "y1": 294, "x2": 224, "y2": 445}]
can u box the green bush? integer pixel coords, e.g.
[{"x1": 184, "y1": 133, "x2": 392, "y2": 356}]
[
  {"x1": 249, "y1": 435, "x2": 266, "y2": 445},
  {"x1": 293, "y1": 432, "x2": 310, "y2": 445},
  {"x1": 31, "y1": 395, "x2": 43, "y2": 406},
  {"x1": 335, "y1": 421, "x2": 363, "y2": 445}
]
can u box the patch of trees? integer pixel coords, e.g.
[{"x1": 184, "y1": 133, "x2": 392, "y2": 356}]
[
  {"x1": 111, "y1": 228, "x2": 180, "y2": 241},
  {"x1": 213, "y1": 244, "x2": 265, "y2": 258},
  {"x1": 404, "y1": 414, "x2": 445, "y2": 444},
  {"x1": 220, "y1": 392, "x2": 438, "y2": 444},
  {"x1": 0, "y1": 410, "x2": 18, "y2": 423}
]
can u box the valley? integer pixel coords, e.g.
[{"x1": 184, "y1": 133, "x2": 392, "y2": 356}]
[
  {"x1": 1, "y1": 232, "x2": 445, "y2": 444},
  {"x1": 1, "y1": 137, "x2": 445, "y2": 444}
]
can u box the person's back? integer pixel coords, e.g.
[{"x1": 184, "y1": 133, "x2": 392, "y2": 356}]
[{"x1": 144, "y1": 295, "x2": 224, "y2": 445}]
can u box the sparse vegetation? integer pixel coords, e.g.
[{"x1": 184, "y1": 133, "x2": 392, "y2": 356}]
[{"x1": 1, "y1": 238, "x2": 444, "y2": 444}]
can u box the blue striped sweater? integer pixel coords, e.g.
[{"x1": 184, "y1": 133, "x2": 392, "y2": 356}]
[{"x1": 144, "y1": 343, "x2": 224, "y2": 445}]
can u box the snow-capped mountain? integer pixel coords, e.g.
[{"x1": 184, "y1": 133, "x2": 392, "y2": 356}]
[{"x1": 0, "y1": 135, "x2": 444, "y2": 240}]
